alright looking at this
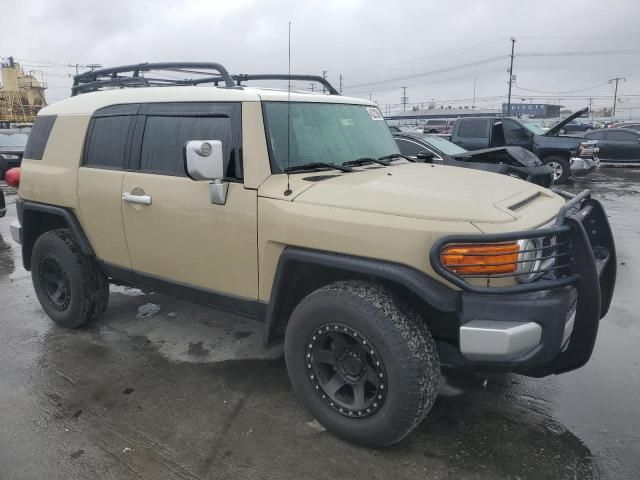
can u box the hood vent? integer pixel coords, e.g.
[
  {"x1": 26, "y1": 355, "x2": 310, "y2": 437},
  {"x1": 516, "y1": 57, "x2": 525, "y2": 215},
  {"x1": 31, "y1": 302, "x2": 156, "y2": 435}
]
[
  {"x1": 303, "y1": 175, "x2": 341, "y2": 182},
  {"x1": 509, "y1": 192, "x2": 541, "y2": 211}
]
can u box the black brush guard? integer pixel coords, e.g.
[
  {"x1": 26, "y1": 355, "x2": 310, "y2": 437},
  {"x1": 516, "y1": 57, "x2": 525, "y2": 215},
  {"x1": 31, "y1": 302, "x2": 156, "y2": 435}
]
[{"x1": 430, "y1": 189, "x2": 616, "y2": 375}]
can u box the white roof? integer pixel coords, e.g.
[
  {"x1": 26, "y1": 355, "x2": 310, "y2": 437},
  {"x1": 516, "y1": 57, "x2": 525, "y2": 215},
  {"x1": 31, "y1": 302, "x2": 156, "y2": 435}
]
[{"x1": 41, "y1": 86, "x2": 375, "y2": 116}]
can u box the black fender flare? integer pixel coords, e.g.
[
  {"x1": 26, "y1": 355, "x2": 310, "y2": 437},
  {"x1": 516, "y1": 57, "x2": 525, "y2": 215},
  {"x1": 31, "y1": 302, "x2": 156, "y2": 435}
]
[
  {"x1": 263, "y1": 247, "x2": 459, "y2": 346},
  {"x1": 20, "y1": 201, "x2": 94, "y2": 269}
]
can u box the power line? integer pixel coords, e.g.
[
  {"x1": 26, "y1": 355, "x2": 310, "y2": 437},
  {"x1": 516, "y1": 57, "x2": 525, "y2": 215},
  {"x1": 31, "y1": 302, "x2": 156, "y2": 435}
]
[
  {"x1": 344, "y1": 55, "x2": 507, "y2": 90},
  {"x1": 518, "y1": 48, "x2": 640, "y2": 58},
  {"x1": 514, "y1": 81, "x2": 611, "y2": 94}
]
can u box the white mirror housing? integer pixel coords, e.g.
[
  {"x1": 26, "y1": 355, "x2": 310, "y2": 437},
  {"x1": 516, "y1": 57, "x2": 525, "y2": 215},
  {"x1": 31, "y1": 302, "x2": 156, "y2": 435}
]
[{"x1": 185, "y1": 140, "x2": 224, "y2": 180}]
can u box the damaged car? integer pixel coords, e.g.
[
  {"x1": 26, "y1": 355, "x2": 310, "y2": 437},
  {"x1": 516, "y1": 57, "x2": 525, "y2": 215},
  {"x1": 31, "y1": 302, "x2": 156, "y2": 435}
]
[{"x1": 394, "y1": 132, "x2": 555, "y2": 187}]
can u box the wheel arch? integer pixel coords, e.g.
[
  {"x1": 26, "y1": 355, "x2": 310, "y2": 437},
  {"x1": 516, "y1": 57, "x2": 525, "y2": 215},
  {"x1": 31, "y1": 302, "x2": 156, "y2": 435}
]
[
  {"x1": 19, "y1": 201, "x2": 94, "y2": 270},
  {"x1": 263, "y1": 247, "x2": 459, "y2": 347}
]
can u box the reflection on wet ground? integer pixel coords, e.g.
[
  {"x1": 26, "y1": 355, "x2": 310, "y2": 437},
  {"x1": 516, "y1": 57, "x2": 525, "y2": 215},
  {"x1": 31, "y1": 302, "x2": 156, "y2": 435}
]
[{"x1": 0, "y1": 171, "x2": 639, "y2": 479}]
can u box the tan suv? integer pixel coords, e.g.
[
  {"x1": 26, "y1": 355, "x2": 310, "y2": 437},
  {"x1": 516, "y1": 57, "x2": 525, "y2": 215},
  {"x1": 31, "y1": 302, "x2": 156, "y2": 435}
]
[{"x1": 9, "y1": 63, "x2": 617, "y2": 447}]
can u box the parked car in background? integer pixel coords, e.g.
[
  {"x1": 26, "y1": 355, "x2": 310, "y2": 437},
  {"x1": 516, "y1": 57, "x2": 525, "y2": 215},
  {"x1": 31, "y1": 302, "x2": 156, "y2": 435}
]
[
  {"x1": 582, "y1": 128, "x2": 640, "y2": 163},
  {"x1": 0, "y1": 129, "x2": 28, "y2": 179},
  {"x1": 0, "y1": 184, "x2": 6, "y2": 218},
  {"x1": 558, "y1": 119, "x2": 593, "y2": 134},
  {"x1": 393, "y1": 132, "x2": 554, "y2": 187},
  {"x1": 449, "y1": 108, "x2": 599, "y2": 183},
  {"x1": 422, "y1": 118, "x2": 456, "y2": 134}
]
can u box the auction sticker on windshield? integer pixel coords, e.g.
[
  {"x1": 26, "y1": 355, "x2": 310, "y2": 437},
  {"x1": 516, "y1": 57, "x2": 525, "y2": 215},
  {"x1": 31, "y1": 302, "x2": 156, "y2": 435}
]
[{"x1": 367, "y1": 107, "x2": 384, "y2": 120}]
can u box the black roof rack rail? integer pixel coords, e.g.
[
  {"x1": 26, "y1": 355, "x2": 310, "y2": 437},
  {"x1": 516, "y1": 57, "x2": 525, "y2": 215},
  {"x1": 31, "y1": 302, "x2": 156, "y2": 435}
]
[
  {"x1": 71, "y1": 62, "x2": 341, "y2": 97},
  {"x1": 71, "y1": 62, "x2": 235, "y2": 96},
  {"x1": 232, "y1": 74, "x2": 340, "y2": 95}
]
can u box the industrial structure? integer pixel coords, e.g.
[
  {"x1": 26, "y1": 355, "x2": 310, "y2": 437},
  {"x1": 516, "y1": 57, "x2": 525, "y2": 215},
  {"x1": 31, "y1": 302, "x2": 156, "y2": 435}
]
[{"x1": 0, "y1": 57, "x2": 47, "y2": 127}]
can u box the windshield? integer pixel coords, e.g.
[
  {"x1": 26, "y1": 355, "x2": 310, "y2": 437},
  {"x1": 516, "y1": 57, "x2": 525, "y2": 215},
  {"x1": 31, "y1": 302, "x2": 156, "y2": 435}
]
[
  {"x1": 521, "y1": 121, "x2": 545, "y2": 135},
  {"x1": 422, "y1": 134, "x2": 467, "y2": 155},
  {"x1": 263, "y1": 102, "x2": 399, "y2": 172},
  {"x1": 0, "y1": 132, "x2": 29, "y2": 148}
]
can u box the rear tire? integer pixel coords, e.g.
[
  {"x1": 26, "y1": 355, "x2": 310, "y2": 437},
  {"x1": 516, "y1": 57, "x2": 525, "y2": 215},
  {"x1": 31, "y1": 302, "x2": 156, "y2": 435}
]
[
  {"x1": 284, "y1": 280, "x2": 440, "y2": 447},
  {"x1": 31, "y1": 229, "x2": 109, "y2": 328},
  {"x1": 543, "y1": 155, "x2": 571, "y2": 184}
]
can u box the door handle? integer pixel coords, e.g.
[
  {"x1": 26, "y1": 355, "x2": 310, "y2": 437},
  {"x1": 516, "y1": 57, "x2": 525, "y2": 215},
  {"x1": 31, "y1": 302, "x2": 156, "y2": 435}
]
[{"x1": 122, "y1": 192, "x2": 152, "y2": 205}]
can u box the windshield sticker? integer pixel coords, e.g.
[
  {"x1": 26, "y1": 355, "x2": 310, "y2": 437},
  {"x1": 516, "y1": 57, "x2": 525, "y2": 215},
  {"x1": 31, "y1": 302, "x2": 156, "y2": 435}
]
[
  {"x1": 367, "y1": 107, "x2": 384, "y2": 120},
  {"x1": 341, "y1": 118, "x2": 354, "y2": 126}
]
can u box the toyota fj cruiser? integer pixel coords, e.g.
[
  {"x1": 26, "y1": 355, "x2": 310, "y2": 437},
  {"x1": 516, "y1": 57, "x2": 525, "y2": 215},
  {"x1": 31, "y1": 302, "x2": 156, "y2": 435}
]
[{"x1": 9, "y1": 63, "x2": 616, "y2": 447}]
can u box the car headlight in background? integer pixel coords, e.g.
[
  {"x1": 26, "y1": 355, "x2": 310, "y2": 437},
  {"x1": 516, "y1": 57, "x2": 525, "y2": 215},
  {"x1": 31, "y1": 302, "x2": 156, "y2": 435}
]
[{"x1": 0, "y1": 154, "x2": 19, "y2": 160}]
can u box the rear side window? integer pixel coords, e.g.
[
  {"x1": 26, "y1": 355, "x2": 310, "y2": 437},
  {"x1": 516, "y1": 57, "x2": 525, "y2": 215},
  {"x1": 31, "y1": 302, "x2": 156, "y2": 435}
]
[
  {"x1": 607, "y1": 130, "x2": 638, "y2": 141},
  {"x1": 23, "y1": 115, "x2": 56, "y2": 160},
  {"x1": 139, "y1": 116, "x2": 234, "y2": 175},
  {"x1": 457, "y1": 119, "x2": 488, "y2": 138},
  {"x1": 84, "y1": 116, "x2": 134, "y2": 169}
]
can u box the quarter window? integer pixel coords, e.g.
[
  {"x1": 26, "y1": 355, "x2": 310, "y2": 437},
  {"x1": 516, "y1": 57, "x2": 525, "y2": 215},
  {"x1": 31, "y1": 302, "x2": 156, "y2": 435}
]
[
  {"x1": 24, "y1": 115, "x2": 56, "y2": 160},
  {"x1": 84, "y1": 116, "x2": 133, "y2": 169}
]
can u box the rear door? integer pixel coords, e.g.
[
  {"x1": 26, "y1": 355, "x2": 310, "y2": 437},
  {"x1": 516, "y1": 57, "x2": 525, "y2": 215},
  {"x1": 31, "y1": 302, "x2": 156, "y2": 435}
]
[
  {"x1": 453, "y1": 119, "x2": 489, "y2": 150},
  {"x1": 121, "y1": 102, "x2": 259, "y2": 304},
  {"x1": 605, "y1": 130, "x2": 640, "y2": 161},
  {"x1": 77, "y1": 105, "x2": 137, "y2": 269}
]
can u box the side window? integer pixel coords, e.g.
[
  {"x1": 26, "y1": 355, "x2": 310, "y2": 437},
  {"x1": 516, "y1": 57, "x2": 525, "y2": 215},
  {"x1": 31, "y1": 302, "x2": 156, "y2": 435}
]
[
  {"x1": 457, "y1": 119, "x2": 488, "y2": 138},
  {"x1": 23, "y1": 115, "x2": 56, "y2": 160},
  {"x1": 84, "y1": 116, "x2": 134, "y2": 169},
  {"x1": 395, "y1": 138, "x2": 425, "y2": 157},
  {"x1": 139, "y1": 116, "x2": 234, "y2": 175},
  {"x1": 607, "y1": 131, "x2": 638, "y2": 141},
  {"x1": 502, "y1": 120, "x2": 528, "y2": 142},
  {"x1": 587, "y1": 131, "x2": 606, "y2": 141}
]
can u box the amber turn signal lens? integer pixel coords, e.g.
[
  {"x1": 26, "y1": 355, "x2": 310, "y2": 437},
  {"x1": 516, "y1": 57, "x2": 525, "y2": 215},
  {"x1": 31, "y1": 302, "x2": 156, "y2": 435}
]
[{"x1": 440, "y1": 243, "x2": 520, "y2": 275}]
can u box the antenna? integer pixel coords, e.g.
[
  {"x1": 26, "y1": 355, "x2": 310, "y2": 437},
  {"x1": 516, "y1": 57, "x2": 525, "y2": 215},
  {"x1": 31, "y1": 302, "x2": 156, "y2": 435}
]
[{"x1": 284, "y1": 21, "x2": 292, "y2": 196}]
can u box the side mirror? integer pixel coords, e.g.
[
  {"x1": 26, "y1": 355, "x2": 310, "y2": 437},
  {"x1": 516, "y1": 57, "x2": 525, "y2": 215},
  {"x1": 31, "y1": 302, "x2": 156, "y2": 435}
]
[
  {"x1": 416, "y1": 150, "x2": 436, "y2": 162},
  {"x1": 184, "y1": 140, "x2": 228, "y2": 205}
]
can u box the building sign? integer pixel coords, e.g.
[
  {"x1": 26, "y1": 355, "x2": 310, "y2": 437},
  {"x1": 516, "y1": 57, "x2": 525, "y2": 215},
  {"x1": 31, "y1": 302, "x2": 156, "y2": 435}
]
[{"x1": 502, "y1": 103, "x2": 546, "y2": 114}]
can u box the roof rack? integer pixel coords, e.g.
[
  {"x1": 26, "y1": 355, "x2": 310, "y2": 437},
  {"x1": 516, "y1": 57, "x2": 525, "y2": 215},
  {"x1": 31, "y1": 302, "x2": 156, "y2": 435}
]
[
  {"x1": 71, "y1": 62, "x2": 340, "y2": 96},
  {"x1": 71, "y1": 62, "x2": 235, "y2": 96},
  {"x1": 232, "y1": 74, "x2": 339, "y2": 95}
]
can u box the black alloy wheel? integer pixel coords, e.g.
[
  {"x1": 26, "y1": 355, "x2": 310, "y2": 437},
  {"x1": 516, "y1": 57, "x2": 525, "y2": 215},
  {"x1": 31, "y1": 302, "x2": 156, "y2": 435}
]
[{"x1": 307, "y1": 323, "x2": 387, "y2": 417}]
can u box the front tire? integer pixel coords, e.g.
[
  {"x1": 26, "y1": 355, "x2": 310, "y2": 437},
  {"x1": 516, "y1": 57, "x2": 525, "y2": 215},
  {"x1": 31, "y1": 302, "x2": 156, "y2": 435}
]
[
  {"x1": 284, "y1": 280, "x2": 440, "y2": 447},
  {"x1": 31, "y1": 229, "x2": 109, "y2": 328},
  {"x1": 543, "y1": 155, "x2": 571, "y2": 184}
]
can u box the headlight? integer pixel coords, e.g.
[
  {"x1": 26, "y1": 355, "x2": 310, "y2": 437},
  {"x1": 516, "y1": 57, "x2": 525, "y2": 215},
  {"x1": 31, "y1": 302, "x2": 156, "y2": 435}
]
[
  {"x1": 516, "y1": 238, "x2": 542, "y2": 283},
  {"x1": 0, "y1": 154, "x2": 19, "y2": 160},
  {"x1": 440, "y1": 242, "x2": 520, "y2": 275}
]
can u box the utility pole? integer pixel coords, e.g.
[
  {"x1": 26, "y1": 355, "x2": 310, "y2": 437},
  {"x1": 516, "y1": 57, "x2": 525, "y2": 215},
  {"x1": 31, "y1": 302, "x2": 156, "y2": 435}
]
[
  {"x1": 608, "y1": 77, "x2": 626, "y2": 120},
  {"x1": 472, "y1": 77, "x2": 477, "y2": 112},
  {"x1": 369, "y1": 93, "x2": 372, "y2": 101},
  {"x1": 507, "y1": 37, "x2": 516, "y2": 115},
  {"x1": 322, "y1": 70, "x2": 327, "y2": 93},
  {"x1": 588, "y1": 97, "x2": 593, "y2": 119},
  {"x1": 310, "y1": 83, "x2": 315, "y2": 92},
  {"x1": 401, "y1": 86, "x2": 408, "y2": 112},
  {"x1": 339, "y1": 74, "x2": 343, "y2": 94}
]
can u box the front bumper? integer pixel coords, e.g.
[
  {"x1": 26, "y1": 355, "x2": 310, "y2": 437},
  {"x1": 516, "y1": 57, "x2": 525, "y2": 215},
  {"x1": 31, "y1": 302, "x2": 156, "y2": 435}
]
[
  {"x1": 570, "y1": 156, "x2": 599, "y2": 176},
  {"x1": 10, "y1": 221, "x2": 21, "y2": 244},
  {"x1": 431, "y1": 190, "x2": 616, "y2": 376}
]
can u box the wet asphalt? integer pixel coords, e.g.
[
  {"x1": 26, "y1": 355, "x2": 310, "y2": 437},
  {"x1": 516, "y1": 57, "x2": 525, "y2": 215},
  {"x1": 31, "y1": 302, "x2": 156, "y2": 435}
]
[{"x1": 0, "y1": 168, "x2": 639, "y2": 480}]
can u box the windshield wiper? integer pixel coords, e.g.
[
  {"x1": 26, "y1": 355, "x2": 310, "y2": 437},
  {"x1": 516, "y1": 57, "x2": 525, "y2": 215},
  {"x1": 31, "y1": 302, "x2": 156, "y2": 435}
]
[
  {"x1": 342, "y1": 157, "x2": 390, "y2": 167},
  {"x1": 284, "y1": 162, "x2": 354, "y2": 173},
  {"x1": 378, "y1": 153, "x2": 416, "y2": 163}
]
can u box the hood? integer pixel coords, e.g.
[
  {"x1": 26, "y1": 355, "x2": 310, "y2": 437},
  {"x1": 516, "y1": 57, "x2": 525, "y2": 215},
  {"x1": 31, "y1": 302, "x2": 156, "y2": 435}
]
[
  {"x1": 293, "y1": 163, "x2": 559, "y2": 224},
  {"x1": 452, "y1": 146, "x2": 541, "y2": 167},
  {"x1": 545, "y1": 107, "x2": 589, "y2": 136}
]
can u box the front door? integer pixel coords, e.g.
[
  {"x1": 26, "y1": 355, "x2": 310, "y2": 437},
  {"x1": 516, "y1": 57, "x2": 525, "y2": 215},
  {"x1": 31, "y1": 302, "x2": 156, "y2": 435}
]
[{"x1": 121, "y1": 103, "x2": 259, "y2": 304}]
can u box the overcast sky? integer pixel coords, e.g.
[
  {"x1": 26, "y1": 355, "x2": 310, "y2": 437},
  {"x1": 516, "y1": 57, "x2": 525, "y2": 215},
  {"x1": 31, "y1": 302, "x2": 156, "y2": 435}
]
[{"x1": 3, "y1": 0, "x2": 640, "y2": 117}]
